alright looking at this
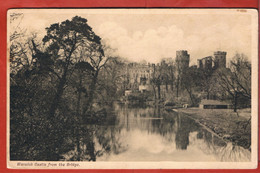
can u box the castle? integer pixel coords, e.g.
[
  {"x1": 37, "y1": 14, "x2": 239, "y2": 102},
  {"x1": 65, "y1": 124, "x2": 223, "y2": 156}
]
[
  {"x1": 125, "y1": 50, "x2": 227, "y2": 92},
  {"x1": 126, "y1": 62, "x2": 154, "y2": 90}
]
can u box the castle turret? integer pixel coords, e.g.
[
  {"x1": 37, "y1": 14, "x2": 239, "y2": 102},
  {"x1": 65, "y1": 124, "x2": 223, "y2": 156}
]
[
  {"x1": 214, "y1": 51, "x2": 227, "y2": 69},
  {"x1": 175, "y1": 50, "x2": 190, "y2": 71}
]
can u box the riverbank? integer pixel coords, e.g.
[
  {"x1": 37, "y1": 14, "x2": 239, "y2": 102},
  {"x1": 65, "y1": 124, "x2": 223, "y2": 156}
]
[{"x1": 176, "y1": 108, "x2": 251, "y2": 150}]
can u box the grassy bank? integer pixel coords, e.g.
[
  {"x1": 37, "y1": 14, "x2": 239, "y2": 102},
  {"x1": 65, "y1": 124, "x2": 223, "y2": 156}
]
[{"x1": 177, "y1": 108, "x2": 251, "y2": 150}]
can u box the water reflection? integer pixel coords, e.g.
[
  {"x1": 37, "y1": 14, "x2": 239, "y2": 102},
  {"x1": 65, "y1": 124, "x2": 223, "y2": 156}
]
[{"x1": 63, "y1": 104, "x2": 250, "y2": 162}]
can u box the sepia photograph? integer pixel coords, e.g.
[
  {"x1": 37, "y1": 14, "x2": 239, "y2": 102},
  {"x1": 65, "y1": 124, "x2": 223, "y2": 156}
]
[{"x1": 7, "y1": 9, "x2": 258, "y2": 169}]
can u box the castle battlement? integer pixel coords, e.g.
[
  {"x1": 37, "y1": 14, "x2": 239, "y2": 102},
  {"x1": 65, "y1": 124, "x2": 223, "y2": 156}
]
[
  {"x1": 214, "y1": 51, "x2": 227, "y2": 56},
  {"x1": 176, "y1": 50, "x2": 189, "y2": 57},
  {"x1": 214, "y1": 51, "x2": 227, "y2": 68}
]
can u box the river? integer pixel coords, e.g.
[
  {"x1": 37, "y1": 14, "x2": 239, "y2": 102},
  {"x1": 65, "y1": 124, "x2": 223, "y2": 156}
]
[{"x1": 63, "y1": 104, "x2": 251, "y2": 162}]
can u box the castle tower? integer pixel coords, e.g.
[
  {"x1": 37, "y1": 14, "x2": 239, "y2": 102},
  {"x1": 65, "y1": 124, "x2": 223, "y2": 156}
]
[
  {"x1": 214, "y1": 51, "x2": 227, "y2": 69},
  {"x1": 175, "y1": 50, "x2": 190, "y2": 72},
  {"x1": 175, "y1": 50, "x2": 190, "y2": 97}
]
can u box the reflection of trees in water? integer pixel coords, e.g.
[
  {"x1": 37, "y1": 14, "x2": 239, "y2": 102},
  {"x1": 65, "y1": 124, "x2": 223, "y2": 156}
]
[
  {"x1": 62, "y1": 126, "x2": 96, "y2": 161},
  {"x1": 175, "y1": 129, "x2": 189, "y2": 150},
  {"x1": 195, "y1": 129, "x2": 250, "y2": 162},
  {"x1": 149, "y1": 112, "x2": 176, "y2": 142},
  {"x1": 62, "y1": 110, "x2": 125, "y2": 161},
  {"x1": 195, "y1": 129, "x2": 224, "y2": 156},
  {"x1": 94, "y1": 124, "x2": 127, "y2": 157},
  {"x1": 114, "y1": 105, "x2": 178, "y2": 143},
  {"x1": 217, "y1": 143, "x2": 251, "y2": 162}
]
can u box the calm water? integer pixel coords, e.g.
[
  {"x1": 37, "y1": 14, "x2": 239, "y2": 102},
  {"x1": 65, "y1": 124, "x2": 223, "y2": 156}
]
[{"x1": 64, "y1": 104, "x2": 251, "y2": 162}]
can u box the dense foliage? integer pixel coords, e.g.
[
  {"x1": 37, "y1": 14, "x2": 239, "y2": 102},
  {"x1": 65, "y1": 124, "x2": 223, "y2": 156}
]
[{"x1": 10, "y1": 16, "x2": 125, "y2": 161}]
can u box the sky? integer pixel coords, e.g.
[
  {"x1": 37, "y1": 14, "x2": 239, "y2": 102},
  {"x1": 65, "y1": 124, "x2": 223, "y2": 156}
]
[{"x1": 9, "y1": 9, "x2": 256, "y2": 65}]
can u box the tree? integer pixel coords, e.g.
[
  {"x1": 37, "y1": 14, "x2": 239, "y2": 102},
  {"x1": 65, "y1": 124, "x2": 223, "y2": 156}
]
[
  {"x1": 230, "y1": 53, "x2": 251, "y2": 100},
  {"x1": 97, "y1": 56, "x2": 127, "y2": 104},
  {"x1": 160, "y1": 60, "x2": 171, "y2": 93},
  {"x1": 150, "y1": 60, "x2": 174, "y2": 101},
  {"x1": 10, "y1": 15, "x2": 117, "y2": 161},
  {"x1": 80, "y1": 43, "x2": 109, "y2": 114},
  {"x1": 9, "y1": 14, "x2": 60, "y2": 160},
  {"x1": 42, "y1": 16, "x2": 102, "y2": 118},
  {"x1": 9, "y1": 13, "x2": 32, "y2": 75},
  {"x1": 181, "y1": 67, "x2": 200, "y2": 106},
  {"x1": 151, "y1": 64, "x2": 162, "y2": 100},
  {"x1": 198, "y1": 67, "x2": 214, "y2": 99},
  {"x1": 63, "y1": 50, "x2": 95, "y2": 160},
  {"x1": 10, "y1": 13, "x2": 25, "y2": 41},
  {"x1": 215, "y1": 53, "x2": 251, "y2": 112},
  {"x1": 168, "y1": 64, "x2": 175, "y2": 91},
  {"x1": 13, "y1": 16, "x2": 105, "y2": 160}
]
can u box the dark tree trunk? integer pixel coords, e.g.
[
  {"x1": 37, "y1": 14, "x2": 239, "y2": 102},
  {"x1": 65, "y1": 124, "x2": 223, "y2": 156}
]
[
  {"x1": 176, "y1": 78, "x2": 179, "y2": 98},
  {"x1": 87, "y1": 134, "x2": 96, "y2": 161},
  {"x1": 48, "y1": 46, "x2": 74, "y2": 118},
  {"x1": 152, "y1": 84, "x2": 157, "y2": 100},
  {"x1": 234, "y1": 91, "x2": 238, "y2": 112},
  {"x1": 171, "y1": 82, "x2": 174, "y2": 91},
  {"x1": 207, "y1": 90, "x2": 210, "y2": 100},
  {"x1": 157, "y1": 84, "x2": 161, "y2": 100},
  {"x1": 48, "y1": 71, "x2": 67, "y2": 118},
  {"x1": 83, "y1": 71, "x2": 99, "y2": 114},
  {"x1": 185, "y1": 86, "x2": 194, "y2": 106},
  {"x1": 75, "y1": 73, "x2": 83, "y2": 161},
  {"x1": 46, "y1": 65, "x2": 70, "y2": 161},
  {"x1": 76, "y1": 81, "x2": 83, "y2": 118}
]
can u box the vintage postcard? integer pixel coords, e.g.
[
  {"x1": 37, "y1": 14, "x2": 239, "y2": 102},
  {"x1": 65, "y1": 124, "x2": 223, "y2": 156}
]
[{"x1": 7, "y1": 9, "x2": 258, "y2": 169}]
